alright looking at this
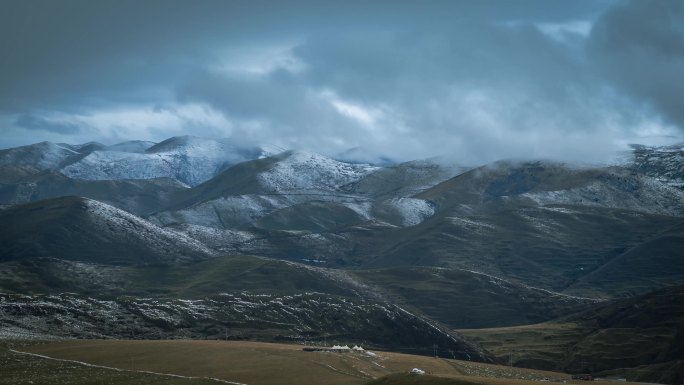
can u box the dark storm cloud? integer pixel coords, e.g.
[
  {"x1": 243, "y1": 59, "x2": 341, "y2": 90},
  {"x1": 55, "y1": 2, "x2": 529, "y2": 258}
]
[
  {"x1": 177, "y1": 69, "x2": 364, "y2": 149},
  {"x1": 177, "y1": 19, "x2": 627, "y2": 162},
  {"x1": 588, "y1": 0, "x2": 684, "y2": 127},
  {"x1": 14, "y1": 113, "x2": 81, "y2": 134},
  {"x1": 1, "y1": 0, "x2": 680, "y2": 162},
  {"x1": 0, "y1": 0, "x2": 609, "y2": 113}
]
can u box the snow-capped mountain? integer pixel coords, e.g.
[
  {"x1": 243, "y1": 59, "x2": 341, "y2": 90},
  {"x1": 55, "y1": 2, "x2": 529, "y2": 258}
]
[
  {"x1": 0, "y1": 141, "x2": 80, "y2": 170},
  {"x1": 62, "y1": 136, "x2": 273, "y2": 186},
  {"x1": 256, "y1": 150, "x2": 379, "y2": 192},
  {"x1": 0, "y1": 136, "x2": 276, "y2": 187},
  {"x1": 150, "y1": 150, "x2": 385, "y2": 229}
]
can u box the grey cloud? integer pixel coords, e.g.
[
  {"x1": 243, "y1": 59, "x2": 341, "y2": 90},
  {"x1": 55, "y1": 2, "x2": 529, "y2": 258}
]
[
  {"x1": 2, "y1": 0, "x2": 680, "y2": 163},
  {"x1": 293, "y1": 24, "x2": 589, "y2": 110},
  {"x1": 14, "y1": 114, "x2": 81, "y2": 134},
  {"x1": 177, "y1": 20, "x2": 634, "y2": 163},
  {"x1": 178, "y1": 71, "x2": 356, "y2": 132},
  {"x1": 177, "y1": 70, "x2": 375, "y2": 155},
  {"x1": 588, "y1": 0, "x2": 684, "y2": 127},
  {"x1": 0, "y1": 0, "x2": 612, "y2": 113}
]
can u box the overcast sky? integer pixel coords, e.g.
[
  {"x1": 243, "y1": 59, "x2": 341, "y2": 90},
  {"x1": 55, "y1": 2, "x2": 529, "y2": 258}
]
[{"x1": 1, "y1": 0, "x2": 683, "y2": 164}]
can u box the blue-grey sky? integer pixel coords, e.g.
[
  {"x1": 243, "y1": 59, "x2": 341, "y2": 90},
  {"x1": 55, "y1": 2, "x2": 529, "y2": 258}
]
[{"x1": 1, "y1": 0, "x2": 683, "y2": 163}]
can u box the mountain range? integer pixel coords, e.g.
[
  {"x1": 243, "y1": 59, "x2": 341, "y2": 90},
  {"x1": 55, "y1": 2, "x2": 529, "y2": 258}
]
[{"x1": 1, "y1": 136, "x2": 683, "y2": 383}]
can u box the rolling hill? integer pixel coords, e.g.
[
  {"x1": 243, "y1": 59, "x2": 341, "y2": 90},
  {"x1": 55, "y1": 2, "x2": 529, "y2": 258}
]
[
  {"x1": 0, "y1": 168, "x2": 187, "y2": 215},
  {"x1": 0, "y1": 196, "x2": 215, "y2": 265},
  {"x1": 459, "y1": 283, "x2": 684, "y2": 384}
]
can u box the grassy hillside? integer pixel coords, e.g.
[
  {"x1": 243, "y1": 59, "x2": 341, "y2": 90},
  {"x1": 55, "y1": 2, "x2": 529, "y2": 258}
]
[
  {"x1": 0, "y1": 341, "x2": 218, "y2": 385},
  {"x1": 565, "y1": 222, "x2": 684, "y2": 297},
  {"x1": 459, "y1": 284, "x2": 684, "y2": 384},
  {"x1": 255, "y1": 201, "x2": 366, "y2": 232},
  {"x1": 0, "y1": 196, "x2": 214, "y2": 265},
  {"x1": 358, "y1": 204, "x2": 684, "y2": 296},
  {"x1": 0, "y1": 255, "x2": 596, "y2": 330},
  {"x1": 366, "y1": 374, "x2": 481, "y2": 385},
  {"x1": 0, "y1": 255, "x2": 358, "y2": 297},
  {"x1": 351, "y1": 267, "x2": 596, "y2": 328}
]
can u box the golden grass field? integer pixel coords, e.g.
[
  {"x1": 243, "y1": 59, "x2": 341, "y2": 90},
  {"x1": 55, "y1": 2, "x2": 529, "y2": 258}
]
[
  {"x1": 0, "y1": 339, "x2": 645, "y2": 385},
  {"x1": 458, "y1": 322, "x2": 584, "y2": 369}
]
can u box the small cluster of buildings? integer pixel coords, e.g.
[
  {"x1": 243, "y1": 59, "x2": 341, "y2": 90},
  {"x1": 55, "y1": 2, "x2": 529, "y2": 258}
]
[{"x1": 302, "y1": 344, "x2": 366, "y2": 353}]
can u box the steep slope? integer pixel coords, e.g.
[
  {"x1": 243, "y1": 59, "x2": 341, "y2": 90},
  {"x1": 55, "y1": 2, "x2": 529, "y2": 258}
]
[
  {"x1": 0, "y1": 169, "x2": 187, "y2": 215},
  {"x1": 61, "y1": 136, "x2": 270, "y2": 186},
  {"x1": 0, "y1": 197, "x2": 215, "y2": 265},
  {"x1": 566, "y1": 222, "x2": 684, "y2": 297}
]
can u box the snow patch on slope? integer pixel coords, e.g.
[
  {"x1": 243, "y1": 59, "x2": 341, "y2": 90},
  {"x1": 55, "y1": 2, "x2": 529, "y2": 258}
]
[
  {"x1": 342, "y1": 201, "x2": 373, "y2": 220},
  {"x1": 258, "y1": 151, "x2": 378, "y2": 192},
  {"x1": 152, "y1": 195, "x2": 292, "y2": 228},
  {"x1": 387, "y1": 198, "x2": 436, "y2": 226},
  {"x1": 171, "y1": 224, "x2": 256, "y2": 253},
  {"x1": 63, "y1": 151, "x2": 177, "y2": 180},
  {"x1": 83, "y1": 199, "x2": 215, "y2": 259},
  {"x1": 522, "y1": 176, "x2": 684, "y2": 216}
]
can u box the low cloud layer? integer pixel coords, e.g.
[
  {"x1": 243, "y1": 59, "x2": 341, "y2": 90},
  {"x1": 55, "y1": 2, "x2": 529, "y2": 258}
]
[{"x1": 1, "y1": 0, "x2": 682, "y2": 164}]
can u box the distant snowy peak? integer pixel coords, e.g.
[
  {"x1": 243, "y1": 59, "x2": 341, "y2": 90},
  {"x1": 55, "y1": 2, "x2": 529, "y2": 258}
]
[
  {"x1": 62, "y1": 151, "x2": 183, "y2": 183},
  {"x1": 0, "y1": 141, "x2": 78, "y2": 170},
  {"x1": 62, "y1": 136, "x2": 274, "y2": 186},
  {"x1": 257, "y1": 150, "x2": 379, "y2": 192}
]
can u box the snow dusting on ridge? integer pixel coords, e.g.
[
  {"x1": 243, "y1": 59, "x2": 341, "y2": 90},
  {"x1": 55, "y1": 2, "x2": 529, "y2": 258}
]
[
  {"x1": 62, "y1": 137, "x2": 271, "y2": 186},
  {"x1": 257, "y1": 151, "x2": 379, "y2": 192},
  {"x1": 83, "y1": 198, "x2": 216, "y2": 259}
]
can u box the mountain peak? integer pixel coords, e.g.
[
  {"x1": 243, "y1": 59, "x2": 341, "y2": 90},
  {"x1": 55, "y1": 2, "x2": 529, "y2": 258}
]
[{"x1": 257, "y1": 150, "x2": 379, "y2": 192}]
